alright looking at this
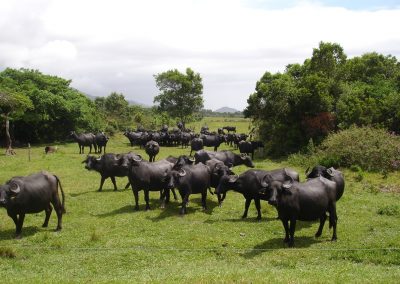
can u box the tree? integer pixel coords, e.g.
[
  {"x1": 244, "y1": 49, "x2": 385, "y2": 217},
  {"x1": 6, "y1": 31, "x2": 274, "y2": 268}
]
[
  {"x1": 0, "y1": 89, "x2": 33, "y2": 155},
  {"x1": 153, "y1": 68, "x2": 203, "y2": 126}
]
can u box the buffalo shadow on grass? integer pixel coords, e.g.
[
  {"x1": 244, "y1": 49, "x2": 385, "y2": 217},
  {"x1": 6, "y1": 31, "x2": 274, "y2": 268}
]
[
  {"x1": 0, "y1": 226, "x2": 40, "y2": 240},
  {"x1": 241, "y1": 236, "x2": 320, "y2": 258}
]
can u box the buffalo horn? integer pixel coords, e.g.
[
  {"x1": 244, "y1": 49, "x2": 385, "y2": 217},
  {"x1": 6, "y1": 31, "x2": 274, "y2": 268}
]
[
  {"x1": 282, "y1": 182, "x2": 292, "y2": 189},
  {"x1": 10, "y1": 183, "x2": 20, "y2": 194},
  {"x1": 188, "y1": 157, "x2": 195, "y2": 163},
  {"x1": 178, "y1": 169, "x2": 187, "y2": 177},
  {"x1": 228, "y1": 175, "x2": 239, "y2": 183},
  {"x1": 326, "y1": 168, "x2": 335, "y2": 177},
  {"x1": 133, "y1": 154, "x2": 142, "y2": 162}
]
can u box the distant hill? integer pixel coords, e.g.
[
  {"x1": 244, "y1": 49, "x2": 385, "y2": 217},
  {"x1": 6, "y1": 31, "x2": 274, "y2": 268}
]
[{"x1": 214, "y1": 107, "x2": 241, "y2": 113}]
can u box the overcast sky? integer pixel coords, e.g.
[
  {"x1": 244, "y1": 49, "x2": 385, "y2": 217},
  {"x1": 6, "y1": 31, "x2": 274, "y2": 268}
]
[{"x1": 1, "y1": 0, "x2": 399, "y2": 111}]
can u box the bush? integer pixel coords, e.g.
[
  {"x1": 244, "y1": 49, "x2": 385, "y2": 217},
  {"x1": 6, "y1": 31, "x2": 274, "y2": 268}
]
[{"x1": 317, "y1": 126, "x2": 400, "y2": 172}]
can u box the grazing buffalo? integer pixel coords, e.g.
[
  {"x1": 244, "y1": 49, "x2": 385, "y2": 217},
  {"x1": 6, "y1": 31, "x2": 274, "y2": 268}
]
[
  {"x1": 216, "y1": 168, "x2": 299, "y2": 220},
  {"x1": 95, "y1": 132, "x2": 109, "y2": 154},
  {"x1": 124, "y1": 131, "x2": 143, "y2": 147},
  {"x1": 200, "y1": 134, "x2": 225, "y2": 151},
  {"x1": 268, "y1": 174, "x2": 340, "y2": 247},
  {"x1": 83, "y1": 153, "x2": 139, "y2": 191},
  {"x1": 70, "y1": 131, "x2": 96, "y2": 154},
  {"x1": 195, "y1": 150, "x2": 255, "y2": 168},
  {"x1": 45, "y1": 146, "x2": 58, "y2": 154},
  {"x1": 167, "y1": 163, "x2": 211, "y2": 214},
  {"x1": 306, "y1": 166, "x2": 345, "y2": 201},
  {"x1": 121, "y1": 155, "x2": 175, "y2": 210},
  {"x1": 190, "y1": 138, "x2": 203, "y2": 156},
  {"x1": 222, "y1": 126, "x2": 236, "y2": 133},
  {"x1": 0, "y1": 171, "x2": 66, "y2": 238},
  {"x1": 145, "y1": 140, "x2": 160, "y2": 162},
  {"x1": 238, "y1": 140, "x2": 264, "y2": 159}
]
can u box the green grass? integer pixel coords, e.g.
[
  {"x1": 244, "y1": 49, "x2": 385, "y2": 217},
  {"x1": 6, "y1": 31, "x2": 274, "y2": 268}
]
[{"x1": 0, "y1": 117, "x2": 399, "y2": 283}]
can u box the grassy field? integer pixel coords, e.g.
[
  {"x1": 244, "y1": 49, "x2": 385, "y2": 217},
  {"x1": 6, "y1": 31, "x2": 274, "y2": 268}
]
[{"x1": 0, "y1": 117, "x2": 399, "y2": 283}]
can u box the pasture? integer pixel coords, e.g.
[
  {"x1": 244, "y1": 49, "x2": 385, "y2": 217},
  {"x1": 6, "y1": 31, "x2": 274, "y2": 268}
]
[{"x1": 0, "y1": 117, "x2": 399, "y2": 283}]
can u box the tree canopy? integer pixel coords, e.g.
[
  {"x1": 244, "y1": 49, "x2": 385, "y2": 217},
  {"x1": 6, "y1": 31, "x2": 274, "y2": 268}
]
[
  {"x1": 244, "y1": 42, "x2": 400, "y2": 156},
  {"x1": 153, "y1": 68, "x2": 203, "y2": 125}
]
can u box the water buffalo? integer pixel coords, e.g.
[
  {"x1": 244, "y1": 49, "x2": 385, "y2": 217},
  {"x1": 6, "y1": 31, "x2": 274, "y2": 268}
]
[
  {"x1": 306, "y1": 166, "x2": 345, "y2": 201},
  {"x1": 190, "y1": 138, "x2": 203, "y2": 156},
  {"x1": 0, "y1": 171, "x2": 66, "y2": 239},
  {"x1": 70, "y1": 131, "x2": 96, "y2": 154},
  {"x1": 268, "y1": 174, "x2": 340, "y2": 247},
  {"x1": 145, "y1": 140, "x2": 160, "y2": 162},
  {"x1": 216, "y1": 168, "x2": 299, "y2": 220},
  {"x1": 121, "y1": 155, "x2": 175, "y2": 210},
  {"x1": 222, "y1": 126, "x2": 236, "y2": 133},
  {"x1": 83, "y1": 153, "x2": 139, "y2": 191},
  {"x1": 205, "y1": 158, "x2": 234, "y2": 206},
  {"x1": 238, "y1": 140, "x2": 264, "y2": 159},
  {"x1": 95, "y1": 132, "x2": 109, "y2": 154},
  {"x1": 200, "y1": 134, "x2": 225, "y2": 151},
  {"x1": 195, "y1": 150, "x2": 255, "y2": 168},
  {"x1": 167, "y1": 163, "x2": 211, "y2": 215},
  {"x1": 45, "y1": 146, "x2": 58, "y2": 154},
  {"x1": 124, "y1": 131, "x2": 143, "y2": 147}
]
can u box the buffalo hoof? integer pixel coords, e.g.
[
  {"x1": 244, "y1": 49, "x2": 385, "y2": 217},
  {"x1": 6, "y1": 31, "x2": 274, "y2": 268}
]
[
  {"x1": 113, "y1": 189, "x2": 118, "y2": 192},
  {"x1": 15, "y1": 234, "x2": 22, "y2": 239},
  {"x1": 256, "y1": 216, "x2": 262, "y2": 221},
  {"x1": 42, "y1": 224, "x2": 48, "y2": 228},
  {"x1": 134, "y1": 205, "x2": 139, "y2": 211},
  {"x1": 331, "y1": 237, "x2": 337, "y2": 242},
  {"x1": 315, "y1": 232, "x2": 322, "y2": 238},
  {"x1": 241, "y1": 215, "x2": 247, "y2": 219},
  {"x1": 283, "y1": 237, "x2": 289, "y2": 243},
  {"x1": 288, "y1": 241, "x2": 294, "y2": 248},
  {"x1": 97, "y1": 189, "x2": 102, "y2": 192}
]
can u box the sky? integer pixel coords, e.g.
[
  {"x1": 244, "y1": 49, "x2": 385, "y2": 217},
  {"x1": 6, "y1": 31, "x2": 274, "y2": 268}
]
[{"x1": 0, "y1": 0, "x2": 399, "y2": 111}]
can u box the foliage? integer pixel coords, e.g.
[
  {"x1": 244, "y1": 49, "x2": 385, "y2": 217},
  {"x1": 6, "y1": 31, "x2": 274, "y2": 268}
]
[
  {"x1": 245, "y1": 42, "x2": 400, "y2": 155},
  {"x1": 154, "y1": 68, "x2": 203, "y2": 125}
]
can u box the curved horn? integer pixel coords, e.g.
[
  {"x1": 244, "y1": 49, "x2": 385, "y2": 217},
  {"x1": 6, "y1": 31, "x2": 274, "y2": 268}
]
[
  {"x1": 240, "y1": 154, "x2": 248, "y2": 160},
  {"x1": 96, "y1": 156, "x2": 102, "y2": 161},
  {"x1": 326, "y1": 168, "x2": 334, "y2": 177},
  {"x1": 228, "y1": 175, "x2": 239, "y2": 183},
  {"x1": 260, "y1": 174, "x2": 271, "y2": 188},
  {"x1": 178, "y1": 169, "x2": 187, "y2": 177},
  {"x1": 10, "y1": 183, "x2": 20, "y2": 194},
  {"x1": 188, "y1": 157, "x2": 195, "y2": 163},
  {"x1": 133, "y1": 154, "x2": 143, "y2": 162},
  {"x1": 282, "y1": 182, "x2": 292, "y2": 189}
]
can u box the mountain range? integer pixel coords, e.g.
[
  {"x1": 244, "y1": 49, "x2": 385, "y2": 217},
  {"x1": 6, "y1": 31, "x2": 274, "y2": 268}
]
[{"x1": 214, "y1": 107, "x2": 241, "y2": 113}]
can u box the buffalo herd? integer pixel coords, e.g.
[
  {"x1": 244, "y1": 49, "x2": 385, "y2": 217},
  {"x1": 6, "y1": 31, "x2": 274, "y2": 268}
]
[{"x1": 0, "y1": 124, "x2": 345, "y2": 248}]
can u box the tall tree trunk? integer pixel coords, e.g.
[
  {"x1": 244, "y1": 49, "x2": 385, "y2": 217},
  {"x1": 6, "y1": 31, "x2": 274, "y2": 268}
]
[{"x1": 4, "y1": 113, "x2": 16, "y2": 155}]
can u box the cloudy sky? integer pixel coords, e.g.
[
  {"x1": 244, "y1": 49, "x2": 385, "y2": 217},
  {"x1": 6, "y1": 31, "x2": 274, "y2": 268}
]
[{"x1": 1, "y1": 0, "x2": 399, "y2": 110}]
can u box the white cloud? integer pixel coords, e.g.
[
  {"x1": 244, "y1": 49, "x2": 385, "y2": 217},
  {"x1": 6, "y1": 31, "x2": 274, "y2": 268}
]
[{"x1": 0, "y1": 0, "x2": 399, "y2": 110}]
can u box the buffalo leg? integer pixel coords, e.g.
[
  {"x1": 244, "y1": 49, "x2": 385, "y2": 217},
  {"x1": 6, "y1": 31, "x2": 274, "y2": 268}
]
[
  {"x1": 160, "y1": 190, "x2": 167, "y2": 208},
  {"x1": 201, "y1": 191, "x2": 207, "y2": 211},
  {"x1": 282, "y1": 219, "x2": 290, "y2": 244},
  {"x1": 98, "y1": 177, "x2": 106, "y2": 191},
  {"x1": 288, "y1": 218, "x2": 297, "y2": 247},
  {"x1": 110, "y1": 176, "x2": 118, "y2": 191},
  {"x1": 254, "y1": 198, "x2": 262, "y2": 220},
  {"x1": 329, "y1": 204, "x2": 338, "y2": 241},
  {"x1": 132, "y1": 189, "x2": 139, "y2": 210},
  {"x1": 124, "y1": 181, "x2": 131, "y2": 189},
  {"x1": 144, "y1": 190, "x2": 151, "y2": 210},
  {"x1": 242, "y1": 198, "x2": 252, "y2": 218},
  {"x1": 16, "y1": 213, "x2": 25, "y2": 239},
  {"x1": 315, "y1": 213, "x2": 327, "y2": 238},
  {"x1": 42, "y1": 205, "x2": 53, "y2": 227},
  {"x1": 89, "y1": 145, "x2": 92, "y2": 153},
  {"x1": 180, "y1": 192, "x2": 189, "y2": 215},
  {"x1": 171, "y1": 189, "x2": 178, "y2": 200}
]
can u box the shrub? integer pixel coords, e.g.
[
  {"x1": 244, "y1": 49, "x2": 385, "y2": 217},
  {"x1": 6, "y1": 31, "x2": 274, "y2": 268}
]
[{"x1": 316, "y1": 126, "x2": 400, "y2": 172}]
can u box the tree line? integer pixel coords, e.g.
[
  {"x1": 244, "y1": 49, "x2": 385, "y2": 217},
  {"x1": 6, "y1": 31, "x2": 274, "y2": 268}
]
[{"x1": 244, "y1": 42, "x2": 400, "y2": 156}]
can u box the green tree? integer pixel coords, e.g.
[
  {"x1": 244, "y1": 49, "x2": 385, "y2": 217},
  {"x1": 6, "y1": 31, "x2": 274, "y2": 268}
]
[
  {"x1": 153, "y1": 68, "x2": 203, "y2": 126},
  {"x1": 0, "y1": 88, "x2": 33, "y2": 154}
]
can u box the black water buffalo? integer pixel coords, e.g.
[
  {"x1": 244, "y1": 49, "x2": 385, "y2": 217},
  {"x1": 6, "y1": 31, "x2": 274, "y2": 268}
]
[
  {"x1": 195, "y1": 150, "x2": 255, "y2": 168},
  {"x1": 222, "y1": 126, "x2": 236, "y2": 132},
  {"x1": 238, "y1": 140, "x2": 264, "y2": 159},
  {"x1": 121, "y1": 155, "x2": 175, "y2": 210},
  {"x1": 205, "y1": 158, "x2": 234, "y2": 205},
  {"x1": 180, "y1": 132, "x2": 192, "y2": 148},
  {"x1": 83, "y1": 153, "x2": 138, "y2": 191},
  {"x1": 95, "y1": 132, "x2": 109, "y2": 154},
  {"x1": 306, "y1": 166, "x2": 345, "y2": 201},
  {"x1": 45, "y1": 146, "x2": 58, "y2": 154},
  {"x1": 70, "y1": 131, "x2": 96, "y2": 154},
  {"x1": 268, "y1": 175, "x2": 340, "y2": 247},
  {"x1": 200, "y1": 134, "x2": 225, "y2": 151},
  {"x1": 167, "y1": 163, "x2": 211, "y2": 215},
  {"x1": 216, "y1": 168, "x2": 299, "y2": 220},
  {"x1": 190, "y1": 138, "x2": 203, "y2": 156},
  {"x1": 145, "y1": 140, "x2": 160, "y2": 162},
  {"x1": 124, "y1": 131, "x2": 142, "y2": 147},
  {"x1": 0, "y1": 171, "x2": 66, "y2": 238}
]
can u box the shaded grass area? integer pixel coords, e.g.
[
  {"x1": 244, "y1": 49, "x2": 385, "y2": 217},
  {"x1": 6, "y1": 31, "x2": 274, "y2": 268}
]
[{"x1": 0, "y1": 117, "x2": 399, "y2": 282}]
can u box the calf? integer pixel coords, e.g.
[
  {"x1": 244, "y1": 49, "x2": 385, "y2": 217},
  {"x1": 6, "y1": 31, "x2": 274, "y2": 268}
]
[
  {"x1": 0, "y1": 171, "x2": 65, "y2": 238},
  {"x1": 45, "y1": 146, "x2": 58, "y2": 154},
  {"x1": 268, "y1": 175, "x2": 340, "y2": 247},
  {"x1": 216, "y1": 168, "x2": 299, "y2": 220}
]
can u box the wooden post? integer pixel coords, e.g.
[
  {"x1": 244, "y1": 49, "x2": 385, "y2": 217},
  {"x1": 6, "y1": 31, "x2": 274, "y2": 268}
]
[{"x1": 28, "y1": 143, "x2": 31, "y2": 162}]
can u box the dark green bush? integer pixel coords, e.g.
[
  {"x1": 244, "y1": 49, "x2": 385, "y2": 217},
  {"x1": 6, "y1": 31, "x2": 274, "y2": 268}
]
[{"x1": 317, "y1": 126, "x2": 400, "y2": 172}]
